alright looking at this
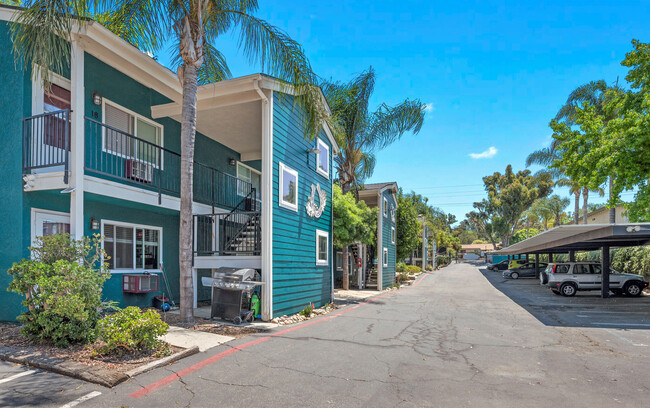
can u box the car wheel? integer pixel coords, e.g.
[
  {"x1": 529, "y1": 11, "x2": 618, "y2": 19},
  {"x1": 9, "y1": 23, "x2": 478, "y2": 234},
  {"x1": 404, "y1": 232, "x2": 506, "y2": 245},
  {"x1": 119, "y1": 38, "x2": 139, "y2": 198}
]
[
  {"x1": 511, "y1": 272, "x2": 519, "y2": 279},
  {"x1": 560, "y1": 282, "x2": 577, "y2": 297},
  {"x1": 551, "y1": 289, "x2": 561, "y2": 295},
  {"x1": 624, "y1": 281, "x2": 644, "y2": 297}
]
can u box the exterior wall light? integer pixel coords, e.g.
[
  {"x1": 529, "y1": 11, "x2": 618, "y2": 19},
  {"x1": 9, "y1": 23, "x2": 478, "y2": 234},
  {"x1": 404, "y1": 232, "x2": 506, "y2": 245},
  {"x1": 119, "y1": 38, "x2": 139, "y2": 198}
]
[
  {"x1": 90, "y1": 217, "x2": 100, "y2": 230},
  {"x1": 229, "y1": 158, "x2": 236, "y2": 166},
  {"x1": 92, "y1": 92, "x2": 102, "y2": 106}
]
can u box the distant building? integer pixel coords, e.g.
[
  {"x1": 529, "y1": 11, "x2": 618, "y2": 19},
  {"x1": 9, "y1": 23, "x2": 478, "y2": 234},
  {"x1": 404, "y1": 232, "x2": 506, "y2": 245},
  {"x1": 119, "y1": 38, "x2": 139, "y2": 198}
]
[{"x1": 585, "y1": 206, "x2": 628, "y2": 224}]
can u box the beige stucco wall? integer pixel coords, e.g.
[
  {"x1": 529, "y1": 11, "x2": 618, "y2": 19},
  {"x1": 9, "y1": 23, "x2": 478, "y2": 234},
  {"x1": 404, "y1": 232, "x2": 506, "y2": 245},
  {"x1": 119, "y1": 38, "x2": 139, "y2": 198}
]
[{"x1": 587, "y1": 206, "x2": 629, "y2": 224}]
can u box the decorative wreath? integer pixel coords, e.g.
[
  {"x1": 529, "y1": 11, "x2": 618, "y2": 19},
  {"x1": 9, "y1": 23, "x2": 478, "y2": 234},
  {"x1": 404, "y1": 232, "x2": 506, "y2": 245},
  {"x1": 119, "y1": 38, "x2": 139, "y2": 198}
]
[{"x1": 306, "y1": 183, "x2": 327, "y2": 218}]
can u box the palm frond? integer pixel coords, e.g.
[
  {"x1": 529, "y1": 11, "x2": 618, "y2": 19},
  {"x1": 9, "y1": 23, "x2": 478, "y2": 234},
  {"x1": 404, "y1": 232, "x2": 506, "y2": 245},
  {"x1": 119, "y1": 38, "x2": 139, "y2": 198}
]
[
  {"x1": 525, "y1": 147, "x2": 556, "y2": 167},
  {"x1": 169, "y1": 41, "x2": 231, "y2": 84},
  {"x1": 555, "y1": 80, "x2": 607, "y2": 124},
  {"x1": 215, "y1": 9, "x2": 326, "y2": 137},
  {"x1": 368, "y1": 98, "x2": 426, "y2": 150},
  {"x1": 95, "y1": 0, "x2": 168, "y2": 53}
]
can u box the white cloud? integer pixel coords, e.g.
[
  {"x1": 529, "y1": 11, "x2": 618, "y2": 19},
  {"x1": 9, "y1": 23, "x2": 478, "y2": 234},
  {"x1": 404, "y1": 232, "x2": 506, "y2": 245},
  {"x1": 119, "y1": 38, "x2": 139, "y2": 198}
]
[
  {"x1": 424, "y1": 103, "x2": 434, "y2": 112},
  {"x1": 469, "y1": 146, "x2": 498, "y2": 159}
]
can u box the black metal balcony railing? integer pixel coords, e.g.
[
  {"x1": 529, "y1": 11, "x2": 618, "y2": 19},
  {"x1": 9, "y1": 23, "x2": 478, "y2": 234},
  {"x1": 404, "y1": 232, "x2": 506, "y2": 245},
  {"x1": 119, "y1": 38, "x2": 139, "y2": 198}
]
[
  {"x1": 23, "y1": 110, "x2": 71, "y2": 183},
  {"x1": 194, "y1": 209, "x2": 261, "y2": 257},
  {"x1": 83, "y1": 117, "x2": 251, "y2": 210}
]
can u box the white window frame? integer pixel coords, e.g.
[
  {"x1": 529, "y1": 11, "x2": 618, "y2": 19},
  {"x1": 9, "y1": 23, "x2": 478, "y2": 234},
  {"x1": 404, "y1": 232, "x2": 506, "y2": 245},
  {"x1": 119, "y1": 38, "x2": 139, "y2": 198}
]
[
  {"x1": 279, "y1": 162, "x2": 299, "y2": 212},
  {"x1": 316, "y1": 138, "x2": 329, "y2": 179},
  {"x1": 391, "y1": 226, "x2": 396, "y2": 244},
  {"x1": 101, "y1": 98, "x2": 164, "y2": 168},
  {"x1": 236, "y1": 161, "x2": 262, "y2": 199},
  {"x1": 383, "y1": 197, "x2": 388, "y2": 217},
  {"x1": 316, "y1": 230, "x2": 329, "y2": 266},
  {"x1": 30, "y1": 209, "x2": 71, "y2": 249},
  {"x1": 31, "y1": 70, "x2": 71, "y2": 115},
  {"x1": 383, "y1": 247, "x2": 389, "y2": 267},
  {"x1": 101, "y1": 219, "x2": 163, "y2": 273}
]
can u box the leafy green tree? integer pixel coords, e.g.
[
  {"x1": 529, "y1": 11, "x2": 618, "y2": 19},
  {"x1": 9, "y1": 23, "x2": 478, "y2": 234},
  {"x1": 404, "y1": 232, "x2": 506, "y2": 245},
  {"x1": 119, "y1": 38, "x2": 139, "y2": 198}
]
[
  {"x1": 468, "y1": 165, "x2": 553, "y2": 247},
  {"x1": 332, "y1": 185, "x2": 376, "y2": 290},
  {"x1": 8, "y1": 1, "x2": 326, "y2": 323},
  {"x1": 396, "y1": 193, "x2": 419, "y2": 261},
  {"x1": 509, "y1": 229, "x2": 540, "y2": 245},
  {"x1": 323, "y1": 68, "x2": 427, "y2": 193},
  {"x1": 536, "y1": 195, "x2": 570, "y2": 227}
]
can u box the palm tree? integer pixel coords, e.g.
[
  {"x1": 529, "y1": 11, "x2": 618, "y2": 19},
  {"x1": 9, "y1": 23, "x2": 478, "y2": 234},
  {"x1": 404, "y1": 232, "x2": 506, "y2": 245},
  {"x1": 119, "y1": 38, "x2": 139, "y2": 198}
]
[
  {"x1": 525, "y1": 147, "x2": 582, "y2": 224},
  {"x1": 8, "y1": 0, "x2": 326, "y2": 323},
  {"x1": 322, "y1": 68, "x2": 426, "y2": 290},
  {"x1": 555, "y1": 80, "x2": 622, "y2": 224},
  {"x1": 323, "y1": 68, "x2": 426, "y2": 194},
  {"x1": 529, "y1": 199, "x2": 554, "y2": 231}
]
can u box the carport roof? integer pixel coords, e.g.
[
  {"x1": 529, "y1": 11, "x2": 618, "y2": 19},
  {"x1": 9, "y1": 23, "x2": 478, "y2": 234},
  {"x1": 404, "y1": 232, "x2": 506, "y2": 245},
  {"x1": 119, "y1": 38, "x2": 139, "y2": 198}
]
[{"x1": 491, "y1": 223, "x2": 650, "y2": 255}]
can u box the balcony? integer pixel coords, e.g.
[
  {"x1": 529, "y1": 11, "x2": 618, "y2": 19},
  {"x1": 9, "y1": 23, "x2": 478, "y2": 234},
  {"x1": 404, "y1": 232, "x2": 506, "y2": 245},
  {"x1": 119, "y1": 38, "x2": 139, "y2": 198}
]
[{"x1": 22, "y1": 110, "x2": 253, "y2": 211}]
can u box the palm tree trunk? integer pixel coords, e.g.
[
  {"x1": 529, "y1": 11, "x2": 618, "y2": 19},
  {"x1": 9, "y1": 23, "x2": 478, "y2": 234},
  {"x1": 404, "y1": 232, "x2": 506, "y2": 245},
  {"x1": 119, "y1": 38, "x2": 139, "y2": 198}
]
[
  {"x1": 573, "y1": 190, "x2": 580, "y2": 225},
  {"x1": 582, "y1": 188, "x2": 589, "y2": 225},
  {"x1": 609, "y1": 176, "x2": 615, "y2": 223},
  {"x1": 179, "y1": 63, "x2": 199, "y2": 324}
]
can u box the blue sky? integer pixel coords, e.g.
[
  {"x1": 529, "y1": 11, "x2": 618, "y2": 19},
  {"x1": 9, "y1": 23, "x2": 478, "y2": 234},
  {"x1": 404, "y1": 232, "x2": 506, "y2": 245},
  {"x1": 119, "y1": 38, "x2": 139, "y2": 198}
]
[{"x1": 160, "y1": 1, "x2": 648, "y2": 223}]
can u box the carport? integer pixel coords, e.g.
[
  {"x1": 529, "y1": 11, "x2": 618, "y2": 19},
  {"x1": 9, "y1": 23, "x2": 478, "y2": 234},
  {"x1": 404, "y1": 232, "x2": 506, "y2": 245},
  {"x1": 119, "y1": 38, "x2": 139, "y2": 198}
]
[{"x1": 492, "y1": 223, "x2": 650, "y2": 298}]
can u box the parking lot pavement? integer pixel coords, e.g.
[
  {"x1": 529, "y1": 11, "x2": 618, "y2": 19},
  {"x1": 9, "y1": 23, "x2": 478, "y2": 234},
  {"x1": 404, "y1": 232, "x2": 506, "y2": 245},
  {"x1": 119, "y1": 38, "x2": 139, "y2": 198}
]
[
  {"x1": 479, "y1": 265, "x2": 650, "y2": 330},
  {"x1": 0, "y1": 360, "x2": 103, "y2": 408}
]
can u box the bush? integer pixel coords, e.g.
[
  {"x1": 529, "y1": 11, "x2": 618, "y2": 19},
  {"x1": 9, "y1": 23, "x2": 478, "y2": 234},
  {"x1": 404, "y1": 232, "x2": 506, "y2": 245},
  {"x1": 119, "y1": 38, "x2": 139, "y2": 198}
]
[
  {"x1": 406, "y1": 265, "x2": 422, "y2": 274},
  {"x1": 425, "y1": 264, "x2": 433, "y2": 271},
  {"x1": 611, "y1": 247, "x2": 650, "y2": 279},
  {"x1": 7, "y1": 234, "x2": 110, "y2": 347},
  {"x1": 96, "y1": 307, "x2": 169, "y2": 356},
  {"x1": 396, "y1": 272, "x2": 409, "y2": 284},
  {"x1": 299, "y1": 303, "x2": 314, "y2": 317},
  {"x1": 396, "y1": 262, "x2": 407, "y2": 272}
]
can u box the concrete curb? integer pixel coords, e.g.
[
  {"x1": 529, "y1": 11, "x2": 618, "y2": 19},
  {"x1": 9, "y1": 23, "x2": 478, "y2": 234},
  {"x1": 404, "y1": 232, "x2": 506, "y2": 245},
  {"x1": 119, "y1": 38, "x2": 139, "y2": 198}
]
[
  {"x1": 0, "y1": 344, "x2": 199, "y2": 388},
  {"x1": 125, "y1": 346, "x2": 199, "y2": 377}
]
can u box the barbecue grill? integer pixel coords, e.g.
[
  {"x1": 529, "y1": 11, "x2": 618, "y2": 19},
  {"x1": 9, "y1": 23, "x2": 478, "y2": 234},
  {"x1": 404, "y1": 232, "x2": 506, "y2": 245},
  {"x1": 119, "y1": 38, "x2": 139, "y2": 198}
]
[{"x1": 201, "y1": 267, "x2": 262, "y2": 324}]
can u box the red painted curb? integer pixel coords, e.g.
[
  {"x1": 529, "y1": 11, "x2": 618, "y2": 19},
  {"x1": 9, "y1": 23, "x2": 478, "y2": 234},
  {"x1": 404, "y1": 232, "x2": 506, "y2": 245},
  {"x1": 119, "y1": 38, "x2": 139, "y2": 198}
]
[{"x1": 130, "y1": 272, "x2": 431, "y2": 398}]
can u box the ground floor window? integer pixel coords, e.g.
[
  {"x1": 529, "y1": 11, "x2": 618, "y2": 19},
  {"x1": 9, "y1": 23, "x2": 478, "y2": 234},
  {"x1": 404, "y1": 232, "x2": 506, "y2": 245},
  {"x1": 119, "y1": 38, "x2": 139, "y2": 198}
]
[
  {"x1": 316, "y1": 230, "x2": 329, "y2": 265},
  {"x1": 103, "y1": 221, "x2": 162, "y2": 271},
  {"x1": 383, "y1": 247, "x2": 388, "y2": 267}
]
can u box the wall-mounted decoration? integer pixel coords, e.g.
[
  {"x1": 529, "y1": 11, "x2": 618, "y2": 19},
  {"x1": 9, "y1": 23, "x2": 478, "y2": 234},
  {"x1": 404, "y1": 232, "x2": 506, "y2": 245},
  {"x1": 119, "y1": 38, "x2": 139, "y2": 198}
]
[{"x1": 306, "y1": 183, "x2": 327, "y2": 218}]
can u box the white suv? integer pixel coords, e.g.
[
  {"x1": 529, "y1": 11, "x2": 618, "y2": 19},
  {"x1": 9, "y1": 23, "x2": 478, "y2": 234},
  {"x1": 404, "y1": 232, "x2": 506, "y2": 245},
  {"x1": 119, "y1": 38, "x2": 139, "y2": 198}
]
[{"x1": 543, "y1": 262, "x2": 649, "y2": 297}]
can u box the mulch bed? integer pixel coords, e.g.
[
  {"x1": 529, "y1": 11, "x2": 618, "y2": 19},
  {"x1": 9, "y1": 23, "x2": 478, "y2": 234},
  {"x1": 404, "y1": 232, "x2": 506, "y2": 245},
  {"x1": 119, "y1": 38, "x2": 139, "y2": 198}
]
[
  {"x1": 0, "y1": 323, "x2": 181, "y2": 374},
  {"x1": 154, "y1": 309, "x2": 265, "y2": 339}
]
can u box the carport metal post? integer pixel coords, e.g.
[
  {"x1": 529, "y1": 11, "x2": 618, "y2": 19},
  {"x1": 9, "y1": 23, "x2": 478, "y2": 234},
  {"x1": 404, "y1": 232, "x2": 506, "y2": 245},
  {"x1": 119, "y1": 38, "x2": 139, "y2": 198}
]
[
  {"x1": 601, "y1": 245, "x2": 610, "y2": 298},
  {"x1": 548, "y1": 253, "x2": 553, "y2": 263},
  {"x1": 525, "y1": 253, "x2": 529, "y2": 262},
  {"x1": 569, "y1": 251, "x2": 575, "y2": 262},
  {"x1": 534, "y1": 253, "x2": 540, "y2": 278}
]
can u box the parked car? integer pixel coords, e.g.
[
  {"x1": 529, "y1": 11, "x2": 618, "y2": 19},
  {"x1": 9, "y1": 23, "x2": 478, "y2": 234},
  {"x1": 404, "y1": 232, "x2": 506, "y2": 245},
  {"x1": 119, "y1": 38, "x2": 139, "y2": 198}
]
[
  {"x1": 487, "y1": 260, "x2": 509, "y2": 271},
  {"x1": 503, "y1": 262, "x2": 548, "y2": 279},
  {"x1": 508, "y1": 259, "x2": 528, "y2": 269},
  {"x1": 542, "y1": 262, "x2": 649, "y2": 297}
]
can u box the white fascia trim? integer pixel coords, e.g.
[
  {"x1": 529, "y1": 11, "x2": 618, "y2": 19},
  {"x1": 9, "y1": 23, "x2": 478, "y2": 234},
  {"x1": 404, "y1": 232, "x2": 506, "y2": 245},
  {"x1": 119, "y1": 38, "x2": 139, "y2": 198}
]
[
  {"x1": 84, "y1": 175, "x2": 222, "y2": 215},
  {"x1": 24, "y1": 172, "x2": 68, "y2": 191}
]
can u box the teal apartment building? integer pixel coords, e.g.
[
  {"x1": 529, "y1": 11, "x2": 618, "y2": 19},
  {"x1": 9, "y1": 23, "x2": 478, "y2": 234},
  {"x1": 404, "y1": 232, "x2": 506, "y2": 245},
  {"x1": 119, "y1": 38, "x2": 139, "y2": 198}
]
[
  {"x1": 355, "y1": 182, "x2": 398, "y2": 290},
  {"x1": 0, "y1": 6, "x2": 338, "y2": 322}
]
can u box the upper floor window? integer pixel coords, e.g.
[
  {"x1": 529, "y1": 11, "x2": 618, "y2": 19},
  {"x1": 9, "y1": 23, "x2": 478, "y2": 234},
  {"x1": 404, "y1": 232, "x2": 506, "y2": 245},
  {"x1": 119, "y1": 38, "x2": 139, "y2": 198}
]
[
  {"x1": 103, "y1": 101, "x2": 163, "y2": 165},
  {"x1": 391, "y1": 226, "x2": 396, "y2": 244},
  {"x1": 316, "y1": 230, "x2": 329, "y2": 265},
  {"x1": 103, "y1": 221, "x2": 161, "y2": 271},
  {"x1": 237, "y1": 162, "x2": 261, "y2": 200},
  {"x1": 383, "y1": 197, "x2": 388, "y2": 217},
  {"x1": 279, "y1": 162, "x2": 298, "y2": 212},
  {"x1": 316, "y1": 138, "x2": 329, "y2": 178}
]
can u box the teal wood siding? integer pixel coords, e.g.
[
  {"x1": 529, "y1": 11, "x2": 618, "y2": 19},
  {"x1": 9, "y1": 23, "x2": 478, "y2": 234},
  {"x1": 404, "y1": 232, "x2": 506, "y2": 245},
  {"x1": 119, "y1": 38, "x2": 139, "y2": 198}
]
[
  {"x1": 382, "y1": 190, "x2": 396, "y2": 288},
  {"x1": 272, "y1": 93, "x2": 332, "y2": 317}
]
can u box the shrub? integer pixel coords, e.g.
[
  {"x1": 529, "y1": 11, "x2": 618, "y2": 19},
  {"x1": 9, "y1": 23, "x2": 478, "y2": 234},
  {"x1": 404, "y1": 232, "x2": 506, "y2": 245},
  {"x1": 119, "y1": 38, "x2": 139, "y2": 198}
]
[
  {"x1": 396, "y1": 272, "x2": 409, "y2": 284},
  {"x1": 406, "y1": 265, "x2": 422, "y2": 274},
  {"x1": 7, "y1": 234, "x2": 110, "y2": 347},
  {"x1": 96, "y1": 307, "x2": 169, "y2": 356},
  {"x1": 299, "y1": 303, "x2": 313, "y2": 317},
  {"x1": 425, "y1": 264, "x2": 433, "y2": 271},
  {"x1": 611, "y1": 247, "x2": 650, "y2": 279},
  {"x1": 396, "y1": 262, "x2": 407, "y2": 272}
]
